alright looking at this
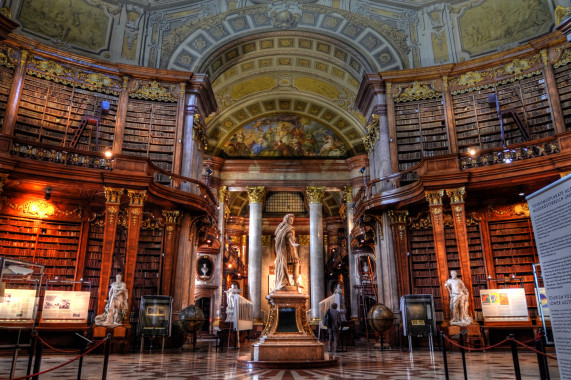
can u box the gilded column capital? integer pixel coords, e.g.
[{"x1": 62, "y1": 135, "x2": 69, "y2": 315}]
[
  {"x1": 246, "y1": 186, "x2": 266, "y2": 203},
  {"x1": 127, "y1": 190, "x2": 147, "y2": 206},
  {"x1": 386, "y1": 82, "x2": 392, "y2": 99},
  {"x1": 104, "y1": 187, "x2": 124, "y2": 204},
  {"x1": 0, "y1": 173, "x2": 8, "y2": 194},
  {"x1": 446, "y1": 187, "x2": 466, "y2": 204},
  {"x1": 162, "y1": 210, "x2": 181, "y2": 225},
  {"x1": 179, "y1": 82, "x2": 186, "y2": 98},
  {"x1": 342, "y1": 186, "x2": 353, "y2": 204},
  {"x1": 388, "y1": 209, "x2": 409, "y2": 224},
  {"x1": 218, "y1": 186, "x2": 229, "y2": 204},
  {"x1": 306, "y1": 186, "x2": 326, "y2": 203},
  {"x1": 425, "y1": 190, "x2": 444, "y2": 206},
  {"x1": 122, "y1": 76, "x2": 129, "y2": 91}
]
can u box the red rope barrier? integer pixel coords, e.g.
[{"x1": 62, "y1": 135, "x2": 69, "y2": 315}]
[
  {"x1": 9, "y1": 336, "x2": 108, "y2": 380},
  {"x1": 444, "y1": 335, "x2": 510, "y2": 352},
  {"x1": 512, "y1": 338, "x2": 558, "y2": 361},
  {"x1": 36, "y1": 335, "x2": 81, "y2": 354}
]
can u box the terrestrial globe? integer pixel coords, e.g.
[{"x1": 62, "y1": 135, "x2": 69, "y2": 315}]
[
  {"x1": 178, "y1": 305, "x2": 205, "y2": 334},
  {"x1": 367, "y1": 303, "x2": 395, "y2": 333}
]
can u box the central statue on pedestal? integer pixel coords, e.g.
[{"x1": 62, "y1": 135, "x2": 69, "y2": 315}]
[{"x1": 273, "y1": 213, "x2": 301, "y2": 291}]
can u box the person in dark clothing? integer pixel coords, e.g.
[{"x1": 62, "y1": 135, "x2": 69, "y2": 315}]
[{"x1": 323, "y1": 303, "x2": 342, "y2": 353}]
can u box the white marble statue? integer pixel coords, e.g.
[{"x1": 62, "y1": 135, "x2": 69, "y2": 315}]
[
  {"x1": 95, "y1": 273, "x2": 129, "y2": 327},
  {"x1": 224, "y1": 284, "x2": 241, "y2": 322},
  {"x1": 200, "y1": 263, "x2": 209, "y2": 276},
  {"x1": 273, "y1": 214, "x2": 301, "y2": 292},
  {"x1": 444, "y1": 270, "x2": 472, "y2": 326}
]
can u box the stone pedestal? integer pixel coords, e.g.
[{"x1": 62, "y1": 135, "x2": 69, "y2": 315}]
[{"x1": 238, "y1": 286, "x2": 336, "y2": 368}]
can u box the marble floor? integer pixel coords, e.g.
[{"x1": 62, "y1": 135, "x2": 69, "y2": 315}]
[{"x1": 1, "y1": 338, "x2": 559, "y2": 380}]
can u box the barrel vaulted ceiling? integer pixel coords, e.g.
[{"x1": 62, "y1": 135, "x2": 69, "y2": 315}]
[{"x1": 7, "y1": 0, "x2": 559, "y2": 157}]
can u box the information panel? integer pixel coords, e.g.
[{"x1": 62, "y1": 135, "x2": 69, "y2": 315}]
[
  {"x1": 0, "y1": 289, "x2": 38, "y2": 321},
  {"x1": 480, "y1": 288, "x2": 528, "y2": 318},
  {"x1": 41, "y1": 290, "x2": 90, "y2": 321},
  {"x1": 527, "y1": 174, "x2": 571, "y2": 379}
]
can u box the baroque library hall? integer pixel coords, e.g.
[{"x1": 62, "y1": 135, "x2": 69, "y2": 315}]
[{"x1": 1, "y1": 0, "x2": 571, "y2": 379}]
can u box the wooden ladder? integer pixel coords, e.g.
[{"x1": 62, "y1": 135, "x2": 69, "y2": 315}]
[{"x1": 69, "y1": 116, "x2": 99, "y2": 149}]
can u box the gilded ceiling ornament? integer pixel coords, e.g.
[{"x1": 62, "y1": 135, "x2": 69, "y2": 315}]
[
  {"x1": 342, "y1": 186, "x2": 353, "y2": 204},
  {"x1": 246, "y1": 186, "x2": 266, "y2": 203},
  {"x1": 104, "y1": 187, "x2": 124, "y2": 203},
  {"x1": 504, "y1": 58, "x2": 531, "y2": 75},
  {"x1": 306, "y1": 186, "x2": 326, "y2": 203},
  {"x1": 363, "y1": 114, "x2": 379, "y2": 153},
  {"x1": 130, "y1": 80, "x2": 177, "y2": 102},
  {"x1": 268, "y1": 0, "x2": 302, "y2": 29},
  {"x1": 193, "y1": 114, "x2": 208, "y2": 152},
  {"x1": 162, "y1": 210, "x2": 181, "y2": 225},
  {"x1": 425, "y1": 189, "x2": 444, "y2": 206},
  {"x1": 395, "y1": 81, "x2": 440, "y2": 102},
  {"x1": 555, "y1": 5, "x2": 571, "y2": 26},
  {"x1": 388, "y1": 209, "x2": 408, "y2": 225},
  {"x1": 446, "y1": 187, "x2": 466, "y2": 204},
  {"x1": 127, "y1": 190, "x2": 147, "y2": 206}
]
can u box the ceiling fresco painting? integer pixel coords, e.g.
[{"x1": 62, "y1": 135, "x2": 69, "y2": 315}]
[{"x1": 221, "y1": 114, "x2": 348, "y2": 158}]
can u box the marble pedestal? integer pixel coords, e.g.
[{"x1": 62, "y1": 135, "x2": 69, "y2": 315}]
[{"x1": 238, "y1": 286, "x2": 336, "y2": 368}]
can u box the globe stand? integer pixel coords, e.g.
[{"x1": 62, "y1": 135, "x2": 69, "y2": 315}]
[
  {"x1": 177, "y1": 305, "x2": 205, "y2": 353},
  {"x1": 367, "y1": 303, "x2": 395, "y2": 351}
]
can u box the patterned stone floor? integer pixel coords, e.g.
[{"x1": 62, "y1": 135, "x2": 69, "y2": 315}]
[{"x1": 1, "y1": 338, "x2": 560, "y2": 379}]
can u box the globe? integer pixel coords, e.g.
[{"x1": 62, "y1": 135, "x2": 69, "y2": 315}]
[
  {"x1": 367, "y1": 303, "x2": 395, "y2": 333},
  {"x1": 178, "y1": 305, "x2": 205, "y2": 334}
]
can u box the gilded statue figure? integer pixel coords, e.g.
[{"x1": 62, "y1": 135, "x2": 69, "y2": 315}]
[
  {"x1": 444, "y1": 270, "x2": 472, "y2": 326},
  {"x1": 273, "y1": 214, "x2": 301, "y2": 291},
  {"x1": 95, "y1": 273, "x2": 129, "y2": 326}
]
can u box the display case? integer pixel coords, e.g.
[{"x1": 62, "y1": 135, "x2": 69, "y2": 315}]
[
  {"x1": 138, "y1": 295, "x2": 173, "y2": 337},
  {"x1": 400, "y1": 294, "x2": 437, "y2": 351},
  {"x1": 40, "y1": 280, "x2": 91, "y2": 325}
]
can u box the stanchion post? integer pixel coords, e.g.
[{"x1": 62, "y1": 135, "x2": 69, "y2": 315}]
[
  {"x1": 32, "y1": 339, "x2": 43, "y2": 380},
  {"x1": 27, "y1": 330, "x2": 37, "y2": 376},
  {"x1": 441, "y1": 332, "x2": 449, "y2": 380},
  {"x1": 459, "y1": 332, "x2": 468, "y2": 380},
  {"x1": 509, "y1": 334, "x2": 521, "y2": 380},
  {"x1": 77, "y1": 342, "x2": 87, "y2": 380},
  {"x1": 102, "y1": 334, "x2": 112, "y2": 380},
  {"x1": 536, "y1": 328, "x2": 550, "y2": 380}
]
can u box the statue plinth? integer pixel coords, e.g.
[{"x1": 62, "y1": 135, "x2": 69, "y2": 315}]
[{"x1": 238, "y1": 288, "x2": 336, "y2": 368}]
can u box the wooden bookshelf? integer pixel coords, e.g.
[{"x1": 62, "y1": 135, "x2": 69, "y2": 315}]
[
  {"x1": 395, "y1": 97, "x2": 448, "y2": 184},
  {"x1": 445, "y1": 227, "x2": 460, "y2": 274},
  {"x1": 0, "y1": 64, "x2": 13, "y2": 127},
  {"x1": 554, "y1": 61, "x2": 571, "y2": 131},
  {"x1": 487, "y1": 219, "x2": 539, "y2": 319},
  {"x1": 15, "y1": 75, "x2": 118, "y2": 151},
  {"x1": 132, "y1": 228, "x2": 163, "y2": 313},
  {"x1": 408, "y1": 228, "x2": 443, "y2": 320},
  {"x1": 123, "y1": 99, "x2": 178, "y2": 176},
  {"x1": 467, "y1": 224, "x2": 486, "y2": 320},
  {"x1": 84, "y1": 223, "x2": 104, "y2": 311},
  {"x1": 0, "y1": 215, "x2": 80, "y2": 281}
]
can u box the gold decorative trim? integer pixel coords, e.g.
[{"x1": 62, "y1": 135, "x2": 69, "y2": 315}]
[
  {"x1": 162, "y1": 210, "x2": 181, "y2": 225},
  {"x1": 0, "y1": 197, "x2": 82, "y2": 218},
  {"x1": 298, "y1": 235, "x2": 310, "y2": 246},
  {"x1": 261, "y1": 235, "x2": 272, "y2": 247},
  {"x1": 193, "y1": 114, "x2": 209, "y2": 152},
  {"x1": 394, "y1": 81, "x2": 441, "y2": 103},
  {"x1": 554, "y1": 48, "x2": 571, "y2": 69},
  {"x1": 430, "y1": 206, "x2": 443, "y2": 227},
  {"x1": 446, "y1": 187, "x2": 466, "y2": 204},
  {"x1": 246, "y1": 186, "x2": 266, "y2": 203},
  {"x1": 1, "y1": 6, "x2": 11, "y2": 19},
  {"x1": 408, "y1": 211, "x2": 432, "y2": 230},
  {"x1": 104, "y1": 187, "x2": 124, "y2": 204},
  {"x1": 456, "y1": 71, "x2": 487, "y2": 87},
  {"x1": 79, "y1": 71, "x2": 120, "y2": 91},
  {"x1": 342, "y1": 186, "x2": 353, "y2": 204},
  {"x1": 425, "y1": 190, "x2": 444, "y2": 206},
  {"x1": 218, "y1": 186, "x2": 228, "y2": 204},
  {"x1": 306, "y1": 186, "x2": 326, "y2": 204},
  {"x1": 141, "y1": 211, "x2": 164, "y2": 230},
  {"x1": 452, "y1": 204, "x2": 464, "y2": 224},
  {"x1": 555, "y1": 5, "x2": 571, "y2": 25},
  {"x1": 503, "y1": 58, "x2": 532, "y2": 76},
  {"x1": 363, "y1": 114, "x2": 379, "y2": 153},
  {"x1": 127, "y1": 190, "x2": 147, "y2": 206},
  {"x1": 129, "y1": 80, "x2": 178, "y2": 102},
  {"x1": 388, "y1": 209, "x2": 408, "y2": 225},
  {"x1": 0, "y1": 48, "x2": 14, "y2": 69}
]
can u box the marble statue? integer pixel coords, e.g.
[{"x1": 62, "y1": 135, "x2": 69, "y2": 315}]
[
  {"x1": 200, "y1": 263, "x2": 209, "y2": 276},
  {"x1": 273, "y1": 213, "x2": 301, "y2": 291},
  {"x1": 224, "y1": 284, "x2": 241, "y2": 322},
  {"x1": 444, "y1": 270, "x2": 472, "y2": 325},
  {"x1": 95, "y1": 273, "x2": 129, "y2": 327}
]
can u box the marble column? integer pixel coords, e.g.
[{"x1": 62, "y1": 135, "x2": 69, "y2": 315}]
[
  {"x1": 374, "y1": 212, "x2": 400, "y2": 312},
  {"x1": 343, "y1": 186, "x2": 359, "y2": 319},
  {"x1": 247, "y1": 186, "x2": 266, "y2": 322},
  {"x1": 307, "y1": 186, "x2": 325, "y2": 320},
  {"x1": 214, "y1": 186, "x2": 229, "y2": 327}
]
